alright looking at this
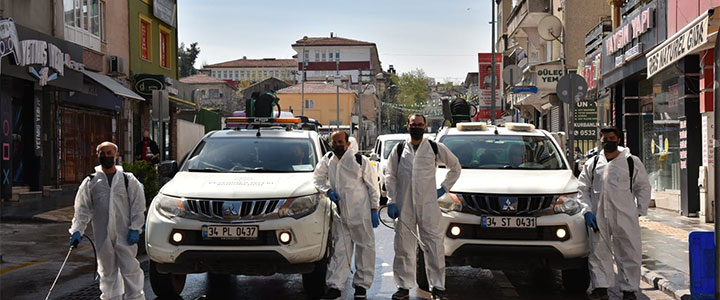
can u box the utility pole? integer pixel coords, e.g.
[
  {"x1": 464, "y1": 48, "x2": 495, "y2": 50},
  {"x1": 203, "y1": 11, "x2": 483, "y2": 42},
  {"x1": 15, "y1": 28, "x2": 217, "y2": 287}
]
[
  {"x1": 713, "y1": 31, "x2": 720, "y2": 300},
  {"x1": 336, "y1": 60, "x2": 340, "y2": 128},
  {"x1": 301, "y1": 36, "x2": 308, "y2": 116},
  {"x1": 358, "y1": 69, "x2": 363, "y2": 150},
  {"x1": 490, "y1": 0, "x2": 497, "y2": 125}
]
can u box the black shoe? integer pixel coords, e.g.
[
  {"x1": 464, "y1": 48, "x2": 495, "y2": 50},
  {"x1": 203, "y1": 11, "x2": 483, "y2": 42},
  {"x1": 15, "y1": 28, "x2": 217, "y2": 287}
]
[
  {"x1": 391, "y1": 288, "x2": 409, "y2": 300},
  {"x1": 354, "y1": 286, "x2": 367, "y2": 299},
  {"x1": 432, "y1": 288, "x2": 448, "y2": 300},
  {"x1": 320, "y1": 288, "x2": 341, "y2": 300},
  {"x1": 588, "y1": 288, "x2": 609, "y2": 300},
  {"x1": 622, "y1": 291, "x2": 637, "y2": 300}
]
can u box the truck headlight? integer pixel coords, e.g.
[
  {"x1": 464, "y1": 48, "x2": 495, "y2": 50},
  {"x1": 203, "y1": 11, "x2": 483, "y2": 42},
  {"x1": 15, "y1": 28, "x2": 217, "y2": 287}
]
[
  {"x1": 438, "y1": 192, "x2": 463, "y2": 212},
  {"x1": 553, "y1": 193, "x2": 582, "y2": 215},
  {"x1": 278, "y1": 194, "x2": 320, "y2": 219},
  {"x1": 155, "y1": 194, "x2": 190, "y2": 218}
]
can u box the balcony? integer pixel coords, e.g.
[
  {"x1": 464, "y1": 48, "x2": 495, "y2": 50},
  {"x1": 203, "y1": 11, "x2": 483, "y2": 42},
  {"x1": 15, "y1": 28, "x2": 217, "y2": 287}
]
[{"x1": 506, "y1": 0, "x2": 552, "y2": 38}]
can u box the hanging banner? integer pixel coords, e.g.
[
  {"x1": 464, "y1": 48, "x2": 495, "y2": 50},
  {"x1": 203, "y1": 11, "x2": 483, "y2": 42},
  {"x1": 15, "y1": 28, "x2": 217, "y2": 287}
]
[{"x1": 478, "y1": 53, "x2": 502, "y2": 109}]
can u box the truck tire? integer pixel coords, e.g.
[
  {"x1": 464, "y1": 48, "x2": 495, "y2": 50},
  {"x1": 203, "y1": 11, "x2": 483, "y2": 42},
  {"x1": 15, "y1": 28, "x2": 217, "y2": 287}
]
[
  {"x1": 149, "y1": 260, "x2": 186, "y2": 298},
  {"x1": 416, "y1": 247, "x2": 430, "y2": 292},
  {"x1": 562, "y1": 260, "x2": 590, "y2": 292}
]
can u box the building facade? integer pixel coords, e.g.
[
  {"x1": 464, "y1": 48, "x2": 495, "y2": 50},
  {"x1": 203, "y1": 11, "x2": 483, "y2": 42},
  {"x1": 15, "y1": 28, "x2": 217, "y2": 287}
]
[
  {"x1": 203, "y1": 57, "x2": 296, "y2": 83},
  {"x1": 179, "y1": 73, "x2": 238, "y2": 115},
  {"x1": 276, "y1": 82, "x2": 357, "y2": 126}
]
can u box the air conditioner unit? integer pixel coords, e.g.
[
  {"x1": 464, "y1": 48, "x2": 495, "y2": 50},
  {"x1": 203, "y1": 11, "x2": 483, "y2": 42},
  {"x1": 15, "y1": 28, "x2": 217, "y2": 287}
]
[{"x1": 108, "y1": 56, "x2": 126, "y2": 76}]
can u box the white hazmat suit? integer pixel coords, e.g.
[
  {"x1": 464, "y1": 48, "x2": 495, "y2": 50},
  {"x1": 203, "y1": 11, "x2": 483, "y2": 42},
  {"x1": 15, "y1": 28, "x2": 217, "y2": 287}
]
[
  {"x1": 314, "y1": 145, "x2": 380, "y2": 290},
  {"x1": 70, "y1": 166, "x2": 146, "y2": 300},
  {"x1": 385, "y1": 138, "x2": 461, "y2": 291},
  {"x1": 578, "y1": 146, "x2": 651, "y2": 292}
]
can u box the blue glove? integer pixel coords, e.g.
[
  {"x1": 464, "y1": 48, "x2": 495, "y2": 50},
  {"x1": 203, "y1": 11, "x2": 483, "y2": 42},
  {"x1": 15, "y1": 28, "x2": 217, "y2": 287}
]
[
  {"x1": 69, "y1": 231, "x2": 82, "y2": 248},
  {"x1": 371, "y1": 210, "x2": 379, "y2": 228},
  {"x1": 387, "y1": 203, "x2": 399, "y2": 219},
  {"x1": 127, "y1": 229, "x2": 140, "y2": 245},
  {"x1": 328, "y1": 190, "x2": 340, "y2": 203},
  {"x1": 584, "y1": 212, "x2": 599, "y2": 232},
  {"x1": 437, "y1": 187, "x2": 446, "y2": 198}
]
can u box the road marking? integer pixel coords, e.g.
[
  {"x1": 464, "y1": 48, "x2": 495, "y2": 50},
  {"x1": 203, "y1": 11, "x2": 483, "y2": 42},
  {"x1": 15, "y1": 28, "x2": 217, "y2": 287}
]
[
  {"x1": 491, "y1": 270, "x2": 520, "y2": 298},
  {"x1": 639, "y1": 218, "x2": 689, "y2": 242},
  {"x1": 0, "y1": 260, "x2": 48, "y2": 275}
]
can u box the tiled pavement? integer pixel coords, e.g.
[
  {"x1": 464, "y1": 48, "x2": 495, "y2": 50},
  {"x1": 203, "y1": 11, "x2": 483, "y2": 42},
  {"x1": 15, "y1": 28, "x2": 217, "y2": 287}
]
[{"x1": 639, "y1": 208, "x2": 715, "y2": 299}]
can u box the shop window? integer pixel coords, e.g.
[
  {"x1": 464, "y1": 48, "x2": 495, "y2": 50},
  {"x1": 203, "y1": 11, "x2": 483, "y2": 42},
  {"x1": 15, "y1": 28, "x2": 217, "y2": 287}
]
[
  {"x1": 159, "y1": 25, "x2": 171, "y2": 68},
  {"x1": 647, "y1": 68, "x2": 684, "y2": 193},
  {"x1": 139, "y1": 15, "x2": 152, "y2": 61}
]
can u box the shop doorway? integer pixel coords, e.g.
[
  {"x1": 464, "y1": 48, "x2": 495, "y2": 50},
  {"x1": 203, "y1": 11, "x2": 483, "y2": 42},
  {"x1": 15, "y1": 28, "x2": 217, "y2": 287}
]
[{"x1": 60, "y1": 107, "x2": 113, "y2": 184}]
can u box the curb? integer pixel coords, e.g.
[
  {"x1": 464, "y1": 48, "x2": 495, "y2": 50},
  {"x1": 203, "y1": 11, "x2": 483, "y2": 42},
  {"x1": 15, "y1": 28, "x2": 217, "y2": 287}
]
[{"x1": 641, "y1": 266, "x2": 691, "y2": 300}]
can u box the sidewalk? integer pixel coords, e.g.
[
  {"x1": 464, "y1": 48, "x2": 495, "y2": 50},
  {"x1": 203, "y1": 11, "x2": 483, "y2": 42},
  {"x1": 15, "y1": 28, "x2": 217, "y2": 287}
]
[
  {"x1": 0, "y1": 187, "x2": 77, "y2": 223},
  {"x1": 639, "y1": 207, "x2": 715, "y2": 300}
]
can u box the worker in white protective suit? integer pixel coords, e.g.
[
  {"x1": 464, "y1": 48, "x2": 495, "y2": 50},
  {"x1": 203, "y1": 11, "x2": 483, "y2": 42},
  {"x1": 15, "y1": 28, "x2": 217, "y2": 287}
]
[
  {"x1": 69, "y1": 141, "x2": 146, "y2": 300},
  {"x1": 578, "y1": 126, "x2": 651, "y2": 300},
  {"x1": 314, "y1": 131, "x2": 380, "y2": 300},
  {"x1": 385, "y1": 113, "x2": 461, "y2": 300}
]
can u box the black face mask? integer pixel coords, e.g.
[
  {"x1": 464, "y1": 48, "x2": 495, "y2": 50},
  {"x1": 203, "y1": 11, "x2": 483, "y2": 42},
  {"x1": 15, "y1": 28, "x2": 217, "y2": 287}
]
[
  {"x1": 332, "y1": 145, "x2": 346, "y2": 157},
  {"x1": 99, "y1": 156, "x2": 115, "y2": 169},
  {"x1": 409, "y1": 127, "x2": 424, "y2": 140},
  {"x1": 602, "y1": 141, "x2": 618, "y2": 153}
]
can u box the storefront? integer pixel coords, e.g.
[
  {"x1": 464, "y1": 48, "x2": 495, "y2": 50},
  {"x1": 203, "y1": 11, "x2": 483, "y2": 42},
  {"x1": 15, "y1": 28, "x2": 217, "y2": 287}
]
[
  {"x1": 0, "y1": 20, "x2": 85, "y2": 199},
  {"x1": 643, "y1": 8, "x2": 720, "y2": 216}
]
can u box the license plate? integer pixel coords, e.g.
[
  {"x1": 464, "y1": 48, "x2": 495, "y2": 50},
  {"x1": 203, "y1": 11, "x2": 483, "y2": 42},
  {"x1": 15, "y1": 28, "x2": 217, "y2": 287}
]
[
  {"x1": 201, "y1": 225, "x2": 258, "y2": 239},
  {"x1": 481, "y1": 216, "x2": 536, "y2": 228}
]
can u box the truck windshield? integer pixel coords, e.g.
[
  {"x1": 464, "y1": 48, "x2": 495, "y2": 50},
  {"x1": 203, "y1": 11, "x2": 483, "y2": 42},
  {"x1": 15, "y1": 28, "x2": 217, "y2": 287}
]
[
  {"x1": 440, "y1": 135, "x2": 566, "y2": 170},
  {"x1": 182, "y1": 138, "x2": 317, "y2": 172}
]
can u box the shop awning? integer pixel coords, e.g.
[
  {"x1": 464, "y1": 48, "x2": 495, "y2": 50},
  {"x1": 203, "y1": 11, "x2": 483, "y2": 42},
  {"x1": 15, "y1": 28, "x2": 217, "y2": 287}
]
[
  {"x1": 81, "y1": 70, "x2": 145, "y2": 101},
  {"x1": 646, "y1": 8, "x2": 720, "y2": 79}
]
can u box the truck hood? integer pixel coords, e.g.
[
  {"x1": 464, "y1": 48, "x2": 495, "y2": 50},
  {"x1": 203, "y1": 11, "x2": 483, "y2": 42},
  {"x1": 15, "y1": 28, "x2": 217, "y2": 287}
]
[
  {"x1": 437, "y1": 168, "x2": 578, "y2": 195},
  {"x1": 160, "y1": 171, "x2": 318, "y2": 199}
]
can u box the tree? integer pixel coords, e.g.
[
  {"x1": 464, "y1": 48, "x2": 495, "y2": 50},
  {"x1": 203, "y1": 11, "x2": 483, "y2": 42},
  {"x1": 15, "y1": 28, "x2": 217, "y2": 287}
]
[
  {"x1": 393, "y1": 68, "x2": 431, "y2": 107},
  {"x1": 178, "y1": 42, "x2": 200, "y2": 78}
]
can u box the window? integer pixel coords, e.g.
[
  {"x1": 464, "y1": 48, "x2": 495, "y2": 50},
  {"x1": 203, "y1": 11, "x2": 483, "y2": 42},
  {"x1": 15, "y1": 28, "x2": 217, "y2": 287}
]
[
  {"x1": 264, "y1": 71, "x2": 268, "y2": 77},
  {"x1": 182, "y1": 138, "x2": 318, "y2": 172},
  {"x1": 235, "y1": 71, "x2": 239, "y2": 79},
  {"x1": 139, "y1": 15, "x2": 152, "y2": 61},
  {"x1": 315, "y1": 51, "x2": 320, "y2": 62},
  {"x1": 321, "y1": 51, "x2": 326, "y2": 62},
  {"x1": 209, "y1": 89, "x2": 220, "y2": 98},
  {"x1": 303, "y1": 50, "x2": 309, "y2": 62},
  {"x1": 439, "y1": 135, "x2": 566, "y2": 170},
  {"x1": 64, "y1": 0, "x2": 103, "y2": 39},
  {"x1": 336, "y1": 51, "x2": 340, "y2": 61},
  {"x1": 270, "y1": 70, "x2": 275, "y2": 77},
  {"x1": 305, "y1": 99, "x2": 314, "y2": 109},
  {"x1": 223, "y1": 71, "x2": 228, "y2": 79},
  {"x1": 328, "y1": 52, "x2": 333, "y2": 60},
  {"x1": 212, "y1": 71, "x2": 218, "y2": 77},
  {"x1": 159, "y1": 25, "x2": 171, "y2": 68}
]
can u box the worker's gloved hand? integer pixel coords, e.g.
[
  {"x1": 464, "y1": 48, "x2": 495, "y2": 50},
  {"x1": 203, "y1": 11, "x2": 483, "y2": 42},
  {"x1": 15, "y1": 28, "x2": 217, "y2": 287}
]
[
  {"x1": 371, "y1": 210, "x2": 380, "y2": 228},
  {"x1": 327, "y1": 190, "x2": 340, "y2": 203},
  {"x1": 436, "y1": 187, "x2": 446, "y2": 198},
  {"x1": 127, "y1": 229, "x2": 140, "y2": 245},
  {"x1": 69, "y1": 231, "x2": 82, "y2": 248},
  {"x1": 584, "y1": 212, "x2": 599, "y2": 232},
  {"x1": 387, "y1": 203, "x2": 399, "y2": 219}
]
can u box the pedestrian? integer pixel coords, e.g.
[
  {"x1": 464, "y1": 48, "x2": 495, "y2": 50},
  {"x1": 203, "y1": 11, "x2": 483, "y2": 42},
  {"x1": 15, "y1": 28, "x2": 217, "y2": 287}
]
[
  {"x1": 578, "y1": 126, "x2": 651, "y2": 300},
  {"x1": 385, "y1": 113, "x2": 462, "y2": 300},
  {"x1": 69, "y1": 141, "x2": 147, "y2": 300},
  {"x1": 135, "y1": 130, "x2": 160, "y2": 164},
  {"x1": 313, "y1": 130, "x2": 381, "y2": 300}
]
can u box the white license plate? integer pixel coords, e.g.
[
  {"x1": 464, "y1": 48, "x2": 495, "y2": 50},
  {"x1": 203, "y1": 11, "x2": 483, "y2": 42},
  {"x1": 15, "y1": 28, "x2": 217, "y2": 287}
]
[
  {"x1": 481, "y1": 216, "x2": 536, "y2": 228},
  {"x1": 201, "y1": 225, "x2": 258, "y2": 239}
]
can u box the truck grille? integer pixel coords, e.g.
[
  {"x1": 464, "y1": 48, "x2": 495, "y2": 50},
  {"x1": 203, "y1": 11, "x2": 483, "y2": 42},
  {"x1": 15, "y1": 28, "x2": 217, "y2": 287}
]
[
  {"x1": 185, "y1": 199, "x2": 286, "y2": 221},
  {"x1": 459, "y1": 194, "x2": 557, "y2": 216}
]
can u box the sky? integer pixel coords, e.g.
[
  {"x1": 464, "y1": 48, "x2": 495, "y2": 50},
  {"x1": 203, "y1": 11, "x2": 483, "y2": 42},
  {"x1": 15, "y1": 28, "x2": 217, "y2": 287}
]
[{"x1": 177, "y1": 0, "x2": 493, "y2": 84}]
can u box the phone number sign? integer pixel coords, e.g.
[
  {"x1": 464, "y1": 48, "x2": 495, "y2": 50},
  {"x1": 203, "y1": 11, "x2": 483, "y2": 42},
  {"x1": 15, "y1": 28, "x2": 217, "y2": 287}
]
[{"x1": 574, "y1": 99, "x2": 598, "y2": 140}]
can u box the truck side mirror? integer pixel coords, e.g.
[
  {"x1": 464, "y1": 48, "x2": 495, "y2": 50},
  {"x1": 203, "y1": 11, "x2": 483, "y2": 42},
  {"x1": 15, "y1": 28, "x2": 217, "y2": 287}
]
[
  {"x1": 370, "y1": 153, "x2": 380, "y2": 161},
  {"x1": 158, "y1": 160, "x2": 178, "y2": 178}
]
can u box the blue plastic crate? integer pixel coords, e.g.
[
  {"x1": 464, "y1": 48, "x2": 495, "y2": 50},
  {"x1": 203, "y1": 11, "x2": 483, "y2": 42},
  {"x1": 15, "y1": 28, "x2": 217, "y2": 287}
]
[{"x1": 689, "y1": 231, "x2": 716, "y2": 300}]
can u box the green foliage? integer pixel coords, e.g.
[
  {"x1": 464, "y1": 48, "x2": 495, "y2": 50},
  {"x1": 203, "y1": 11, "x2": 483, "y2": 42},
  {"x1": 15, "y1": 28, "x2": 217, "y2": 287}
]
[
  {"x1": 178, "y1": 42, "x2": 201, "y2": 78},
  {"x1": 122, "y1": 160, "x2": 160, "y2": 206},
  {"x1": 392, "y1": 69, "x2": 431, "y2": 119}
]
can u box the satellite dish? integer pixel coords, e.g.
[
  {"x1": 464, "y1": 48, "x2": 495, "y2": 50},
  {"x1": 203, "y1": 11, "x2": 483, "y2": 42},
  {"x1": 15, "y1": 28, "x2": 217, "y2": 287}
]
[
  {"x1": 538, "y1": 15, "x2": 563, "y2": 41},
  {"x1": 502, "y1": 65, "x2": 523, "y2": 86}
]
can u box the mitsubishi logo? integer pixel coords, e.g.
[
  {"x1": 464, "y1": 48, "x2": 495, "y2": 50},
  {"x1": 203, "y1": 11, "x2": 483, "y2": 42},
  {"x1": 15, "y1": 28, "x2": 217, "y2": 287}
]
[
  {"x1": 500, "y1": 197, "x2": 518, "y2": 212},
  {"x1": 223, "y1": 203, "x2": 240, "y2": 216}
]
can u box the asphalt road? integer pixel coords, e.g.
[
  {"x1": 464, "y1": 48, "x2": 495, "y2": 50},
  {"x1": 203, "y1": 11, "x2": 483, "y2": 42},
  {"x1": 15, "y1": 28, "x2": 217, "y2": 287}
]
[{"x1": 140, "y1": 225, "x2": 672, "y2": 300}]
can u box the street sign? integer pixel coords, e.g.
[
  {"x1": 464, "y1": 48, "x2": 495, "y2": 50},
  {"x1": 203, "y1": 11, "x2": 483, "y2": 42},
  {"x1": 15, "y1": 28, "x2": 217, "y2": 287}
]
[
  {"x1": 503, "y1": 65, "x2": 523, "y2": 86},
  {"x1": 556, "y1": 74, "x2": 588, "y2": 104},
  {"x1": 512, "y1": 86, "x2": 538, "y2": 94}
]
